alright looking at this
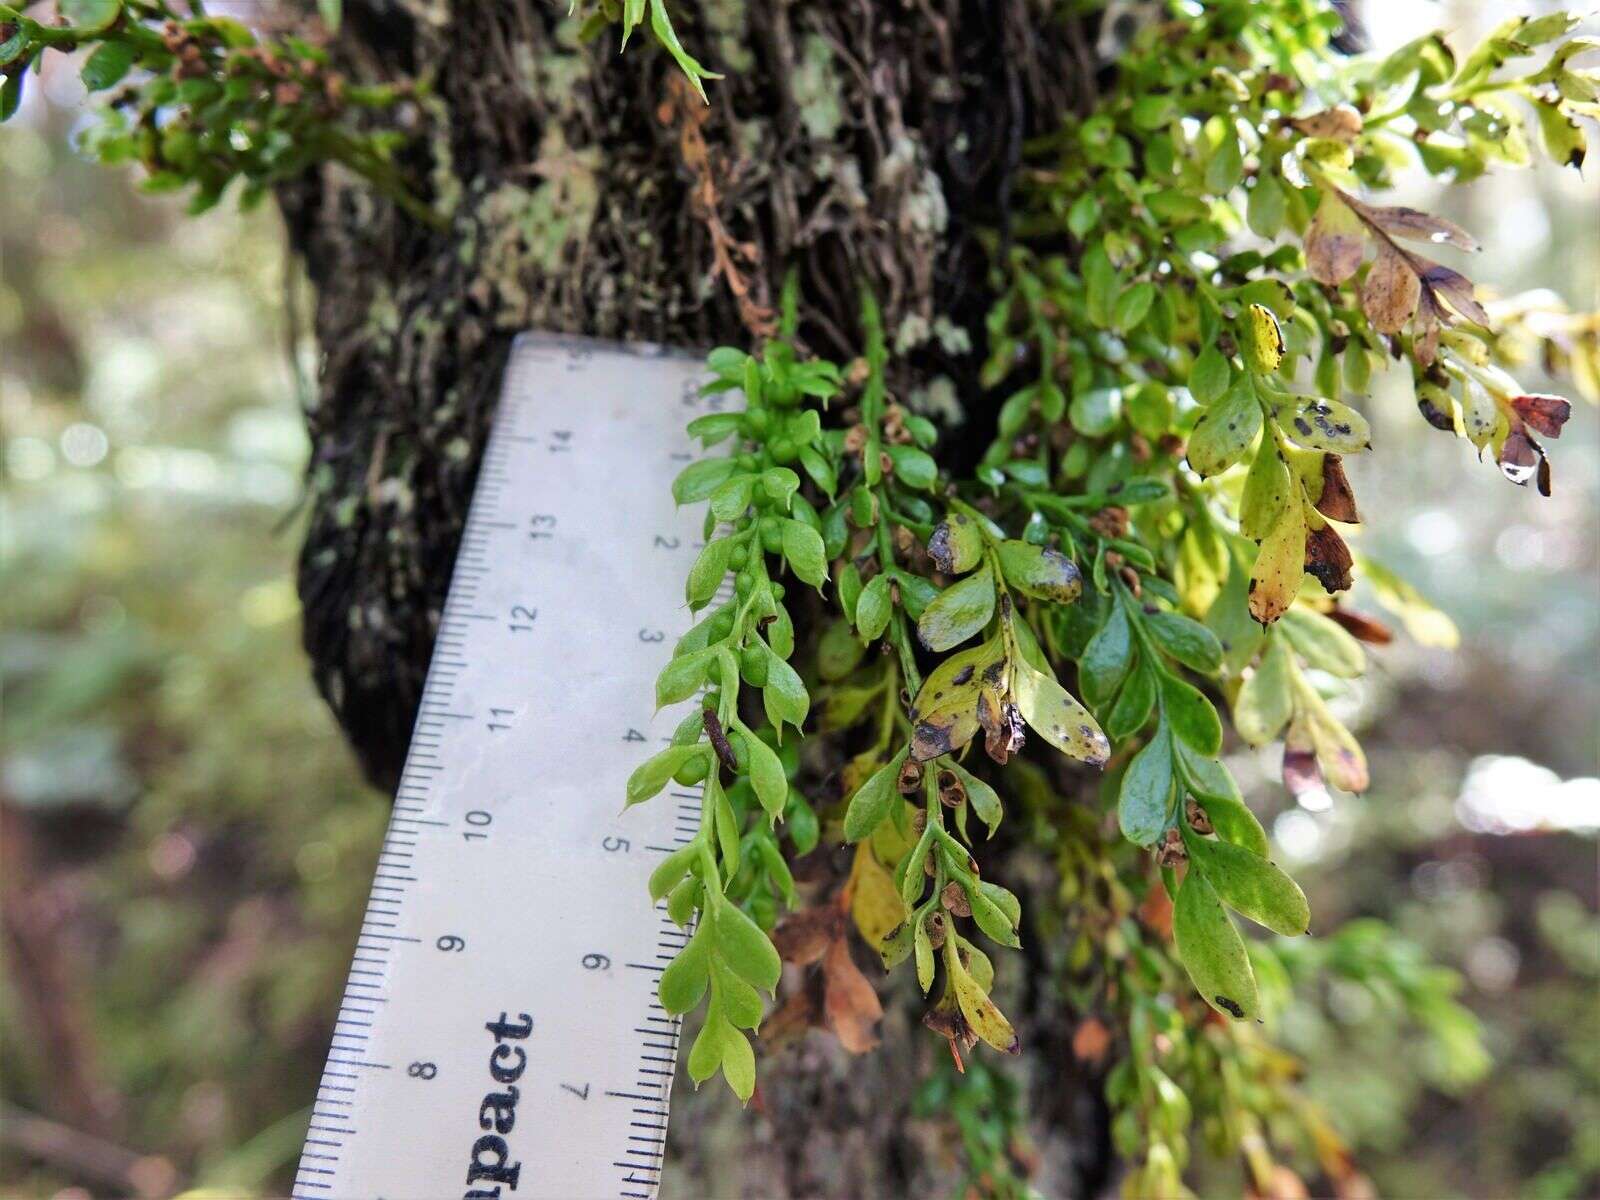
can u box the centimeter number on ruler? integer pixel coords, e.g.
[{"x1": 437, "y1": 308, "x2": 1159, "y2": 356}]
[{"x1": 293, "y1": 335, "x2": 729, "y2": 1200}]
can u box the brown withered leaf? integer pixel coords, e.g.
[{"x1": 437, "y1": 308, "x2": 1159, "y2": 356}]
[
  {"x1": 1291, "y1": 104, "x2": 1363, "y2": 141},
  {"x1": 940, "y1": 880, "x2": 971, "y2": 917},
  {"x1": 1072, "y1": 1017, "x2": 1113, "y2": 1065},
  {"x1": 1282, "y1": 720, "x2": 1329, "y2": 806},
  {"x1": 1138, "y1": 878, "x2": 1175, "y2": 937},
  {"x1": 761, "y1": 985, "x2": 820, "y2": 1048},
  {"x1": 1326, "y1": 607, "x2": 1394, "y2": 645},
  {"x1": 1304, "y1": 521, "x2": 1354, "y2": 594},
  {"x1": 1305, "y1": 191, "x2": 1367, "y2": 285},
  {"x1": 773, "y1": 907, "x2": 845, "y2": 967},
  {"x1": 1360, "y1": 242, "x2": 1421, "y2": 334},
  {"x1": 1413, "y1": 256, "x2": 1491, "y2": 327},
  {"x1": 1344, "y1": 194, "x2": 1479, "y2": 251},
  {"x1": 822, "y1": 938, "x2": 883, "y2": 1054},
  {"x1": 1498, "y1": 428, "x2": 1543, "y2": 490},
  {"x1": 1510, "y1": 393, "x2": 1572, "y2": 438},
  {"x1": 1314, "y1": 454, "x2": 1361, "y2": 523},
  {"x1": 1412, "y1": 288, "x2": 1445, "y2": 366}
]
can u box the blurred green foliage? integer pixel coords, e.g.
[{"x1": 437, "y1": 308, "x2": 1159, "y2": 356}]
[{"x1": 1, "y1": 85, "x2": 382, "y2": 1194}]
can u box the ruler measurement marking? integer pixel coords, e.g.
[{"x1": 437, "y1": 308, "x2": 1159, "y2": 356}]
[{"x1": 296, "y1": 337, "x2": 711, "y2": 1200}]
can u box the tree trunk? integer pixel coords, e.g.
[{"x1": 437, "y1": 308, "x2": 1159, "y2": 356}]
[{"x1": 278, "y1": 1, "x2": 1116, "y2": 1192}]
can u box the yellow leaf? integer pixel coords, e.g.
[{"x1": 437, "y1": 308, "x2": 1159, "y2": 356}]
[
  {"x1": 946, "y1": 942, "x2": 1019, "y2": 1054},
  {"x1": 849, "y1": 842, "x2": 909, "y2": 947},
  {"x1": 1249, "y1": 492, "x2": 1307, "y2": 624}
]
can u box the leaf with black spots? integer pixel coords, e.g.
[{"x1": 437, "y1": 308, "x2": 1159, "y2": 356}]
[
  {"x1": 1249, "y1": 494, "x2": 1307, "y2": 625},
  {"x1": 1187, "y1": 381, "x2": 1262, "y2": 477},
  {"x1": 1174, "y1": 866, "x2": 1258, "y2": 1020},
  {"x1": 1277, "y1": 396, "x2": 1372, "y2": 454},
  {"x1": 1013, "y1": 660, "x2": 1110, "y2": 766},
  {"x1": 996, "y1": 540, "x2": 1083, "y2": 603},
  {"x1": 928, "y1": 513, "x2": 984, "y2": 574}
]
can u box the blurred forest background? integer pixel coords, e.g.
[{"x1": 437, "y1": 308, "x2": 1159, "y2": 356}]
[{"x1": 2, "y1": 3, "x2": 1596, "y2": 1197}]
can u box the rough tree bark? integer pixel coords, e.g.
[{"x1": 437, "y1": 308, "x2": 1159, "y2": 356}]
[{"x1": 278, "y1": 2, "x2": 1118, "y2": 1193}]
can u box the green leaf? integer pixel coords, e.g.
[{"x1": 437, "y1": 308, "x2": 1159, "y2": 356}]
[
  {"x1": 1189, "y1": 347, "x2": 1232, "y2": 405},
  {"x1": 686, "y1": 1006, "x2": 725, "y2": 1084},
  {"x1": 673, "y1": 458, "x2": 739, "y2": 504},
  {"x1": 949, "y1": 760, "x2": 1002, "y2": 836},
  {"x1": 1159, "y1": 672, "x2": 1222, "y2": 756},
  {"x1": 886, "y1": 444, "x2": 938, "y2": 490},
  {"x1": 995, "y1": 540, "x2": 1082, "y2": 603},
  {"x1": 626, "y1": 745, "x2": 705, "y2": 807},
  {"x1": 1206, "y1": 547, "x2": 1265, "y2": 674},
  {"x1": 659, "y1": 928, "x2": 710, "y2": 1014},
  {"x1": 712, "y1": 892, "x2": 782, "y2": 992},
  {"x1": 913, "y1": 922, "x2": 935, "y2": 993},
  {"x1": 1234, "y1": 636, "x2": 1294, "y2": 746},
  {"x1": 656, "y1": 647, "x2": 713, "y2": 708},
  {"x1": 1070, "y1": 387, "x2": 1122, "y2": 437},
  {"x1": 61, "y1": 0, "x2": 120, "y2": 31},
  {"x1": 709, "y1": 475, "x2": 755, "y2": 522},
  {"x1": 968, "y1": 884, "x2": 1021, "y2": 949},
  {"x1": 1188, "y1": 836, "x2": 1310, "y2": 936},
  {"x1": 687, "y1": 537, "x2": 734, "y2": 607},
  {"x1": 0, "y1": 70, "x2": 23, "y2": 123},
  {"x1": 855, "y1": 573, "x2": 892, "y2": 642},
  {"x1": 761, "y1": 646, "x2": 809, "y2": 733},
  {"x1": 649, "y1": 843, "x2": 698, "y2": 903},
  {"x1": 1145, "y1": 611, "x2": 1223, "y2": 675},
  {"x1": 1279, "y1": 607, "x2": 1364, "y2": 677},
  {"x1": 81, "y1": 41, "x2": 137, "y2": 91},
  {"x1": 718, "y1": 1022, "x2": 756, "y2": 1103},
  {"x1": 1247, "y1": 175, "x2": 1285, "y2": 239},
  {"x1": 916, "y1": 564, "x2": 996, "y2": 652},
  {"x1": 1014, "y1": 661, "x2": 1110, "y2": 766},
  {"x1": 1239, "y1": 443, "x2": 1292, "y2": 541},
  {"x1": 1118, "y1": 724, "x2": 1174, "y2": 846},
  {"x1": 1080, "y1": 600, "x2": 1134, "y2": 707},
  {"x1": 1106, "y1": 656, "x2": 1157, "y2": 740},
  {"x1": 713, "y1": 955, "x2": 765, "y2": 1030},
  {"x1": 1178, "y1": 744, "x2": 1268, "y2": 858},
  {"x1": 647, "y1": 0, "x2": 720, "y2": 102},
  {"x1": 1186, "y1": 381, "x2": 1261, "y2": 477},
  {"x1": 1206, "y1": 125, "x2": 1245, "y2": 194},
  {"x1": 1112, "y1": 282, "x2": 1157, "y2": 334},
  {"x1": 843, "y1": 749, "x2": 908, "y2": 843},
  {"x1": 1173, "y1": 868, "x2": 1259, "y2": 1020},
  {"x1": 687, "y1": 411, "x2": 743, "y2": 443},
  {"x1": 741, "y1": 728, "x2": 788, "y2": 821},
  {"x1": 780, "y1": 520, "x2": 827, "y2": 588}
]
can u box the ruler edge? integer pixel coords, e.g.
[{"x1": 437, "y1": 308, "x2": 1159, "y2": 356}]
[{"x1": 294, "y1": 334, "x2": 717, "y2": 1200}]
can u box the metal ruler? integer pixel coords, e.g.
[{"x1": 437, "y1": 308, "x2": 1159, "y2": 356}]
[{"x1": 292, "y1": 334, "x2": 723, "y2": 1200}]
